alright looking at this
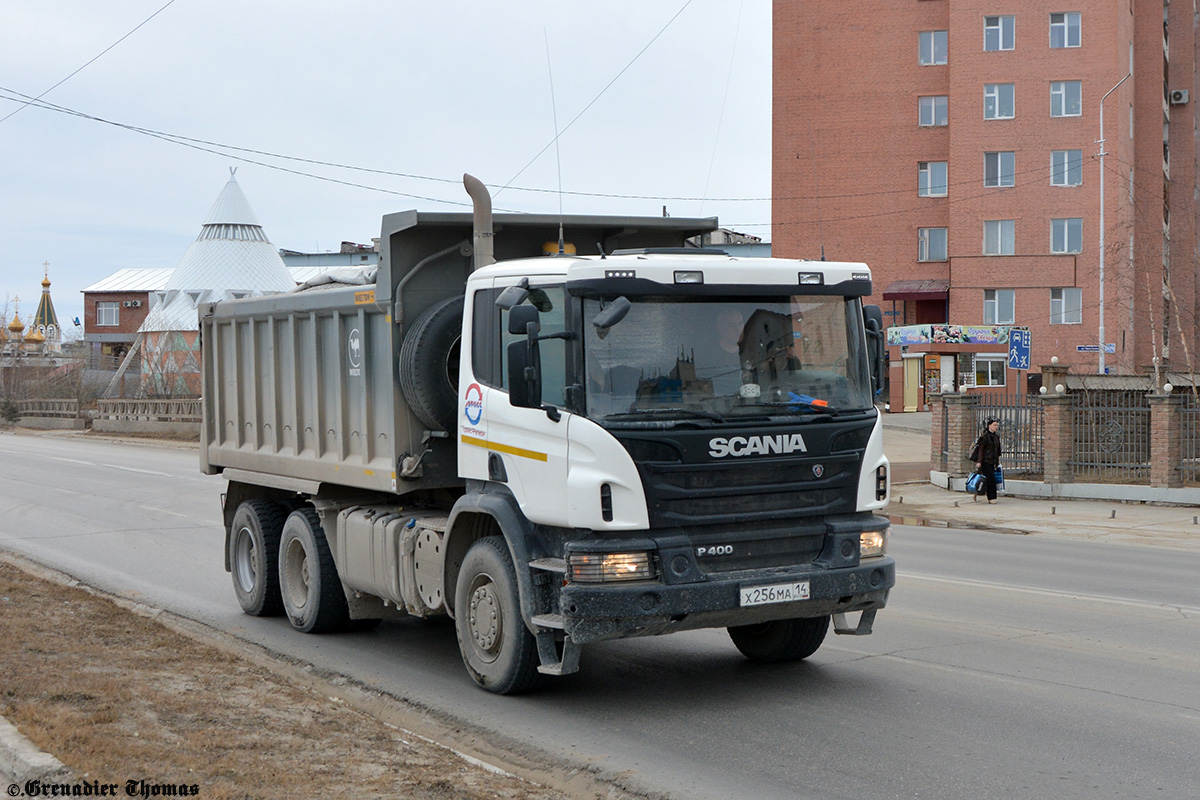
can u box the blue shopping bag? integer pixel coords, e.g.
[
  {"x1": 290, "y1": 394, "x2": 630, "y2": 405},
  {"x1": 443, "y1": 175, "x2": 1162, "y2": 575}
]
[
  {"x1": 965, "y1": 471, "x2": 984, "y2": 494},
  {"x1": 994, "y1": 465, "x2": 1005, "y2": 492}
]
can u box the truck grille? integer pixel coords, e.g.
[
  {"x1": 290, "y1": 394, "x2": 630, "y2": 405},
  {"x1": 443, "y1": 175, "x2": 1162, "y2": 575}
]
[{"x1": 639, "y1": 455, "x2": 859, "y2": 528}]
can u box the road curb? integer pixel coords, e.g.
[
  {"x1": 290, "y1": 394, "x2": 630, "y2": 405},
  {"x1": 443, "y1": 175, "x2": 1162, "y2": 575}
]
[{"x1": 0, "y1": 715, "x2": 72, "y2": 786}]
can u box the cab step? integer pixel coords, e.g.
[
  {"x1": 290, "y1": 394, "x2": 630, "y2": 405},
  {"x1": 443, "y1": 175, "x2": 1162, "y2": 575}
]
[
  {"x1": 534, "y1": 629, "x2": 581, "y2": 675},
  {"x1": 832, "y1": 609, "x2": 876, "y2": 636}
]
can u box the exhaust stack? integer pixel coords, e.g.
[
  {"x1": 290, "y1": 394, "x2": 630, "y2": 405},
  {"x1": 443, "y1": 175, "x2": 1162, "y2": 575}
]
[{"x1": 463, "y1": 173, "x2": 495, "y2": 271}]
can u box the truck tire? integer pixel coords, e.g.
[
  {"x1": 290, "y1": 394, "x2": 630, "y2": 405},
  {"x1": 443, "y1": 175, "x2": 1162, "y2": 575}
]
[
  {"x1": 278, "y1": 508, "x2": 350, "y2": 634},
  {"x1": 229, "y1": 500, "x2": 287, "y2": 616},
  {"x1": 454, "y1": 537, "x2": 546, "y2": 694},
  {"x1": 728, "y1": 615, "x2": 830, "y2": 662},
  {"x1": 399, "y1": 296, "x2": 463, "y2": 432}
]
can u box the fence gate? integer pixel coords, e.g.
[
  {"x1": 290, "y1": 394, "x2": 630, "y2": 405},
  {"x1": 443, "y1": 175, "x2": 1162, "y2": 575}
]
[
  {"x1": 1069, "y1": 390, "x2": 1150, "y2": 484},
  {"x1": 973, "y1": 395, "x2": 1043, "y2": 476}
]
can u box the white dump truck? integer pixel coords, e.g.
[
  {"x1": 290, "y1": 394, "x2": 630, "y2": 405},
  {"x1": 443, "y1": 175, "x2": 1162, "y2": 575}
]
[{"x1": 202, "y1": 177, "x2": 894, "y2": 693}]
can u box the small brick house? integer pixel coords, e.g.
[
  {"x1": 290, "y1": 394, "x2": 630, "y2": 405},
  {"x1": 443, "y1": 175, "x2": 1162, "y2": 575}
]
[{"x1": 81, "y1": 268, "x2": 173, "y2": 365}]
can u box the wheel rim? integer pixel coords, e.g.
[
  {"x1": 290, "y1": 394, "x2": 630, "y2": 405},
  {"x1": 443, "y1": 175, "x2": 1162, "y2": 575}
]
[
  {"x1": 233, "y1": 526, "x2": 257, "y2": 594},
  {"x1": 283, "y1": 537, "x2": 310, "y2": 610},
  {"x1": 467, "y1": 574, "x2": 502, "y2": 663}
]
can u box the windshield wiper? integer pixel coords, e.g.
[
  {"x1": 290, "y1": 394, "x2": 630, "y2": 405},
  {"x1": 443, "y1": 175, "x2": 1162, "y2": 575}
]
[
  {"x1": 760, "y1": 392, "x2": 840, "y2": 415},
  {"x1": 603, "y1": 407, "x2": 727, "y2": 424}
]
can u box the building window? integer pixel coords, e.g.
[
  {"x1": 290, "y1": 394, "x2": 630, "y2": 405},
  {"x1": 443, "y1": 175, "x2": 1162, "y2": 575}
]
[
  {"x1": 1051, "y1": 149, "x2": 1083, "y2": 185},
  {"x1": 1050, "y1": 80, "x2": 1082, "y2": 116},
  {"x1": 918, "y1": 161, "x2": 948, "y2": 196},
  {"x1": 974, "y1": 356, "x2": 1008, "y2": 387},
  {"x1": 984, "y1": 83, "x2": 1015, "y2": 119},
  {"x1": 983, "y1": 289, "x2": 1015, "y2": 325},
  {"x1": 984, "y1": 16, "x2": 1015, "y2": 51},
  {"x1": 1050, "y1": 287, "x2": 1083, "y2": 324},
  {"x1": 1051, "y1": 217, "x2": 1083, "y2": 253},
  {"x1": 919, "y1": 227, "x2": 948, "y2": 262},
  {"x1": 984, "y1": 152, "x2": 1015, "y2": 187},
  {"x1": 1050, "y1": 12, "x2": 1081, "y2": 48},
  {"x1": 96, "y1": 302, "x2": 119, "y2": 327},
  {"x1": 983, "y1": 220, "x2": 1015, "y2": 255},
  {"x1": 920, "y1": 30, "x2": 948, "y2": 65},
  {"x1": 919, "y1": 95, "x2": 949, "y2": 126}
]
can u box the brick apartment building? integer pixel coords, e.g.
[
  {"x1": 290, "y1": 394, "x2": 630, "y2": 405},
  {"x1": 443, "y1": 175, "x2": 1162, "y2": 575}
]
[{"x1": 773, "y1": 0, "x2": 1197, "y2": 409}]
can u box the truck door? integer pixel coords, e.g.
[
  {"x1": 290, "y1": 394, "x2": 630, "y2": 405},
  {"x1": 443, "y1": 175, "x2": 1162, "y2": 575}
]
[{"x1": 467, "y1": 283, "x2": 573, "y2": 527}]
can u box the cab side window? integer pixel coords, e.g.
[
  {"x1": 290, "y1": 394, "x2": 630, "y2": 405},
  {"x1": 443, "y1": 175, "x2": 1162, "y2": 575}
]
[
  {"x1": 499, "y1": 285, "x2": 568, "y2": 407},
  {"x1": 471, "y1": 288, "x2": 502, "y2": 388}
]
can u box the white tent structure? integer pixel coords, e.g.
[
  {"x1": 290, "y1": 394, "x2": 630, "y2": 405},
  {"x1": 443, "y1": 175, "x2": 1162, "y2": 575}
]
[
  {"x1": 140, "y1": 169, "x2": 294, "y2": 333},
  {"x1": 119, "y1": 170, "x2": 295, "y2": 396}
]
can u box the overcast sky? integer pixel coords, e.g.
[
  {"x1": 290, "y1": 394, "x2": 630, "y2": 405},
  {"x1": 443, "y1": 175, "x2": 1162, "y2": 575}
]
[{"x1": 0, "y1": 1, "x2": 771, "y2": 333}]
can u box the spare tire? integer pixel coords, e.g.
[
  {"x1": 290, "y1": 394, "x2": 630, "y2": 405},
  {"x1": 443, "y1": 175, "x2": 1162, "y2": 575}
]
[{"x1": 399, "y1": 296, "x2": 464, "y2": 432}]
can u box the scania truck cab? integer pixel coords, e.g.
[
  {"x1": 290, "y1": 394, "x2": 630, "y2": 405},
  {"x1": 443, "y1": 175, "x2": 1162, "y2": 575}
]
[{"x1": 449, "y1": 250, "x2": 893, "y2": 691}]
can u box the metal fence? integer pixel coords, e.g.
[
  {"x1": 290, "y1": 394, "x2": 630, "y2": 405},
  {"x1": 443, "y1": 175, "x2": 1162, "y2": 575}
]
[
  {"x1": 16, "y1": 398, "x2": 80, "y2": 419},
  {"x1": 1180, "y1": 394, "x2": 1200, "y2": 485},
  {"x1": 95, "y1": 398, "x2": 202, "y2": 423},
  {"x1": 972, "y1": 394, "x2": 1044, "y2": 475},
  {"x1": 1069, "y1": 390, "x2": 1150, "y2": 484}
]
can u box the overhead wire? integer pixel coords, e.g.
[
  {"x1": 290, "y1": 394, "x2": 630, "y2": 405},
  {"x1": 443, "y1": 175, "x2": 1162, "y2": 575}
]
[
  {"x1": 699, "y1": 0, "x2": 744, "y2": 216},
  {"x1": 0, "y1": 83, "x2": 1094, "y2": 216},
  {"x1": 0, "y1": 0, "x2": 179, "y2": 126},
  {"x1": 494, "y1": 0, "x2": 695, "y2": 198}
]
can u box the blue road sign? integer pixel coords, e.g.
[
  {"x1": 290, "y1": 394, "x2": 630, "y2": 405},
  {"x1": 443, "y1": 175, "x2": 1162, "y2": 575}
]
[{"x1": 1008, "y1": 328, "x2": 1031, "y2": 370}]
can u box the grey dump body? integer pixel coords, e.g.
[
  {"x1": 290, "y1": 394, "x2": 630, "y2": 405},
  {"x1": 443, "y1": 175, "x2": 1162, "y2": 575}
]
[{"x1": 200, "y1": 211, "x2": 716, "y2": 494}]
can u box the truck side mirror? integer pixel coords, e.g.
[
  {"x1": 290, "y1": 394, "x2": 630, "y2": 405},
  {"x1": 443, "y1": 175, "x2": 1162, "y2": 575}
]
[
  {"x1": 591, "y1": 296, "x2": 631, "y2": 340},
  {"x1": 496, "y1": 278, "x2": 531, "y2": 310},
  {"x1": 507, "y1": 305, "x2": 542, "y2": 409},
  {"x1": 507, "y1": 304, "x2": 540, "y2": 336},
  {"x1": 863, "y1": 304, "x2": 884, "y2": 393},
  {"x1": 507, "y1": 339, "x2": 542, "y2": 409}
]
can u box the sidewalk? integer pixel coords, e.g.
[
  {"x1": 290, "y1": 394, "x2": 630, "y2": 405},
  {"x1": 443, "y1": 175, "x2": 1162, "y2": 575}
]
[{"x1": 881, "y1": 411, "x2": 1200, "y2": 551}]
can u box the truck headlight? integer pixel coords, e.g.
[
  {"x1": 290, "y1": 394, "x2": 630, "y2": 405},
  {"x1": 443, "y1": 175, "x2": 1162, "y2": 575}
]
[
  {"x1": 568, "y1": 552, "x2": 656, "y2": 583},
  {"x1": 860, "y1": 528, "x2": 889, "y2": 558}
]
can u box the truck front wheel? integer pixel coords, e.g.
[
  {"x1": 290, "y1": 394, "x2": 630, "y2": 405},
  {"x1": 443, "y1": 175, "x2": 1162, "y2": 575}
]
[
  {"x1": 278, "y1": 508, "x2": 350, "y2": 633},
  {"x1": 728, "y1": 616, "x2": 830, "y2": 662},
  {"x1": 454, "y1": 537, "x2": 546, "y2": 694},
  {"x1": 230, "y1": 500, "x2": 286, "y2": 616}
]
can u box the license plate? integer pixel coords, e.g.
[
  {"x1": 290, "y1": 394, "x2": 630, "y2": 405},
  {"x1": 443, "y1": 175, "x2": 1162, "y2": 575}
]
[{"x1": 739, "y1": 581, "x2": 810, "y2": 607}]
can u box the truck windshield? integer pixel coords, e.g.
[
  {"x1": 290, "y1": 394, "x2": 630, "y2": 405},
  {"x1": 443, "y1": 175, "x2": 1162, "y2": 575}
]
[{"x1": 582, "y1": 296, "x2": 874, "y2": 423}]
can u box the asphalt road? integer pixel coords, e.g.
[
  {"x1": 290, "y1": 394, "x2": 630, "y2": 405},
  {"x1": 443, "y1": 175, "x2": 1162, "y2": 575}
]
[{"x1": 2, "y1": 431, "x2": 1198, "y2": 800}]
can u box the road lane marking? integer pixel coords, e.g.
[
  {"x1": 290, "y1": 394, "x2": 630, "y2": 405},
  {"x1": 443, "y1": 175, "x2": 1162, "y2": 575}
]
[
  {"x1": 50, "y1": 456, "x2": 98, "y2": 466},
  {"x1": 101, "y1": 463, "x2": 173, "y2": 477},
  {"x1": 900, "y1": 572, "x2": 1200, "y2": 615}
]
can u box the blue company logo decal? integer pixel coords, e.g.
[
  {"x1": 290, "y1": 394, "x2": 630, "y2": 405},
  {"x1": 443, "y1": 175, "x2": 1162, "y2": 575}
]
[{"x1": 464, "y1": 382, "x2": 483, "y2": 425}]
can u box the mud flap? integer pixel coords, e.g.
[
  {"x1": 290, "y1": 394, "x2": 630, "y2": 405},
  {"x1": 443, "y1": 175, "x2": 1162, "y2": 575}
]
[{"x1": 832, "y1": 608, "x2": 876, "y2": 636}]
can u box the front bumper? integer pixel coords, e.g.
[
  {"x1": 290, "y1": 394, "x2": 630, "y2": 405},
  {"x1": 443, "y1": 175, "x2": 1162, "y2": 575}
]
[{"x1": 559, "y1": 556, "x2": 894, "y2": 644}]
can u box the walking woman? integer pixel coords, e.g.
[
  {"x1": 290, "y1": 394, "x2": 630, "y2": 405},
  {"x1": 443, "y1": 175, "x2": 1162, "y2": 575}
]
[{"x1": 970, "y1": 417, "x2": 1003, "y2": 503}]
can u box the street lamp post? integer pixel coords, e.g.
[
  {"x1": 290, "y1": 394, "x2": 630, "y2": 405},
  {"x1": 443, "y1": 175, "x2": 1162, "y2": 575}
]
[{"x1": 1097, "y1": 72, "x2": 1131, "y2": 375}]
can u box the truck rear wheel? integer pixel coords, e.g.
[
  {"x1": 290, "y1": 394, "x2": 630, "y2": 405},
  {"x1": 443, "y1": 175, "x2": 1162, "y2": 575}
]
[
  {"x1": 728, "y1": 615, "x2": 830, "y2": 662},
  {"x1": 278, "y1": 508, "x2": 350, "y2": 633},
  {"x1": 230, "y1": 500, "x2": 286, "y2": 616},
  {"x1": 399, "y1": 296, "x2": 463, "y2": 432},
  {"x1": 454, "y1": 537, "x2": 546, "y2": 694}
]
